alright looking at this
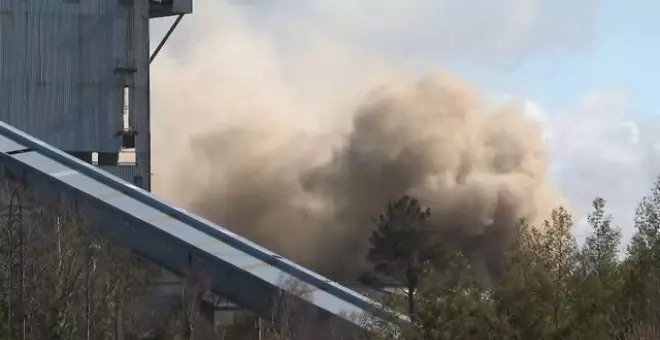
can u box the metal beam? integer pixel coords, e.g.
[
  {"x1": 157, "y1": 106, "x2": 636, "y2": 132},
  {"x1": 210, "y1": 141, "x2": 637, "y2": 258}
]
[{"x1": 150, "y1": 14, "x2": 184, "y2": 64}]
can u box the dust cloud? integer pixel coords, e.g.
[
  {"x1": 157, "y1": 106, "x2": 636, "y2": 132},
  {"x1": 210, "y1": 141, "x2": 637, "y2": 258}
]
[{"x1": 150, "y1": 1, "x2": 562, "y2": 280}]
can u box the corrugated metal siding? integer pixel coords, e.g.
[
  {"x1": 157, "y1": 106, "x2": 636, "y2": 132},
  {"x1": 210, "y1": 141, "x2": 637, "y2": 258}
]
[
  {"x1": 100, "y1": 153, "x2": 151, "y2": 190},
  {"x1": 0, "y1": 0, "x2": 151, "y2": 191}
]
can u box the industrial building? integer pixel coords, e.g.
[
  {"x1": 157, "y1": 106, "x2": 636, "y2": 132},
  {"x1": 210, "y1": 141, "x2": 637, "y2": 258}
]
[{"x1": 0, "y1": 0, "x2": 401, "y2": 337}]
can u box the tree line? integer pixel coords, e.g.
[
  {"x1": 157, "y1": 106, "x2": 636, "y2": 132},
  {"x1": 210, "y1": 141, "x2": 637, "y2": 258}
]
[
  {"x1": 362, "y1": 178, "x2": 660, "y2": 340},
  {"x1": 3, "y1": 168, "x2": 660, "y2": 339}
]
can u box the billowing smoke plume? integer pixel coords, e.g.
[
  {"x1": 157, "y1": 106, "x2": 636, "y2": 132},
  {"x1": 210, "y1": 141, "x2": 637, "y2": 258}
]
[{"x1": 151, "y1": 1, "x2": 564, "y2": 280}]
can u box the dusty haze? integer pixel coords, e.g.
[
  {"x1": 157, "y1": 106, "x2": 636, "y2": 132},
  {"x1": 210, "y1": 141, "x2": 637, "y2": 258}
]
[{"x1": 151, "y1": 0, "x2": 563, "y2": 280}]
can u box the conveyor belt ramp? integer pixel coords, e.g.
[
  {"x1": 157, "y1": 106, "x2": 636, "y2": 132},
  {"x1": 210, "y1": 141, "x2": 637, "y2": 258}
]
[{"x1": 0, "y1": 121, "x2": 402, "y2": 335}]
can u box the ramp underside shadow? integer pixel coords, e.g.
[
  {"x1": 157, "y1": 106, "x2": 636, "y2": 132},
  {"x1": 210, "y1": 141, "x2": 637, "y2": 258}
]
[{"x1": 0, "y1": 121, "x2": 400, "y2": 334}]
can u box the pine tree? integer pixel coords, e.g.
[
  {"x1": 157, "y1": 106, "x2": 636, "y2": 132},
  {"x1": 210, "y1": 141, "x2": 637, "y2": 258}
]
[{"x1": 365, "y1": 195, "x2": 438, "y2": 316}]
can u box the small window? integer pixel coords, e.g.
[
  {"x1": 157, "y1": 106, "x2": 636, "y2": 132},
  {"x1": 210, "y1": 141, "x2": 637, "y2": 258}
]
[
  {"x1": 122, "y1": 85, "x2": 131, "y2": 130},
  {"x1": 119, "y1": 85, "x2": 137, "y2": 151}
]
